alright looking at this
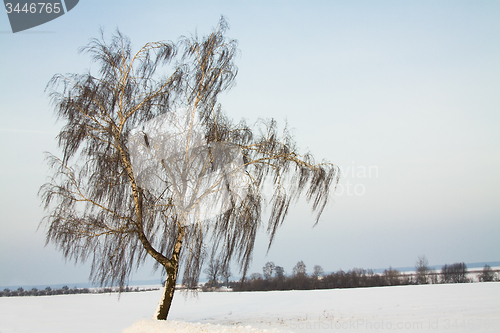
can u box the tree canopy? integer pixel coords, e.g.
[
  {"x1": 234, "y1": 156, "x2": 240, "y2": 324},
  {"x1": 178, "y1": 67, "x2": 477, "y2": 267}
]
[{"x1": 40, "y1": 18, "x2": 339, "y2": 319}]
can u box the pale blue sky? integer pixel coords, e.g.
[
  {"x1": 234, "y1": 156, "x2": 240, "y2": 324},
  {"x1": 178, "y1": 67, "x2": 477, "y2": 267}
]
[{"x1": 1, "y1": 0, "x2": 499, "y2": 287}]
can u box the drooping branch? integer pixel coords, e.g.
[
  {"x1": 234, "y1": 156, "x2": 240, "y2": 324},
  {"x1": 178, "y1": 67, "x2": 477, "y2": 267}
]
[{"x1": 40, "y1": 18, "x2": 339, "y2": 307}]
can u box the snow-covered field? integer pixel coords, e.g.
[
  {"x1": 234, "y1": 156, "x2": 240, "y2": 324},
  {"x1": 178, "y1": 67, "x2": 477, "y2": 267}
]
[{"x1": 1, "y1": 283, "x2": 498, "y2": 333}]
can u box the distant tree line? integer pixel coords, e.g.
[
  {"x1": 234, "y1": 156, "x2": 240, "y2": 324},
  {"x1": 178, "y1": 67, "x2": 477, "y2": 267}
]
[
  {"x1": 236, "y1": 261, "x2": 414, "y2": 291},
  {"x1": 0, "y1": 285, "x2": 159, "y2": 297},
  {"x1": 225, "y1": 258, "x2": 499, "y2": 292},
  {"x1": 5, "y1": 259, "x2": 497, "y2": 297},
  {"x1": 413, "y1": 256, "x2": 498, "y2": 284}
]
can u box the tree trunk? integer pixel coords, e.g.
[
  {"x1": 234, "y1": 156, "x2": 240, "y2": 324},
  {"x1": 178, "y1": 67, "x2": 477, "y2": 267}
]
[
  {"x1": 154, "y1": 225, "x2": 185, "y2": 320},
  {"x1": 155, "y1": 266, "x2": 179, "y2": 320}
]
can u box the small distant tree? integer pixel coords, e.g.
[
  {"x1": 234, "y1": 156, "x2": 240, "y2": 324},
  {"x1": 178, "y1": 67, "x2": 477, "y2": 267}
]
[
  {"x1": 383, "y1": 267, "x2": 400, "y2": 286},
  {"x1": 263, "y1": 262, "x2": 276, "y2": 280},
  {"x1": 293, "y1": 261, "x2": 307, "y2": 277},
  {"x1": 275, "y1": 266, "x2": 285, "y2": 281},
  {"x1": 441, "y1": 263, "x2": 469, "y2": 283},
  {"x1": 479, "y1": 264, "x2": 495, "y2": 282},
  {"x1": 347, "y1": 269, "x2": 362, "y2": 288},
  {"x1": 415, "y1": 255, "x2": 430, "y2": 284},
  {"x1": 203, "y1": 258, "x2": 222, "y2": 288},
  {"x1": 455, "y1": 263, "x2": 468, "y2": 283},
  {"x1": 450, "y1": 263, "x2": 469, "y2": 283},
  {"x1": 220, "y1": 265, "x2": 232, "y2": 287},
  {"x1": 313, "y1": 265, "x2": 324, "y2": 279},
  {"x1": 249, "y1": 273, "x2": 263, "y2": 280},
  {"x1": 440, "y1": 264, "x2": 451, "y2": 283}
]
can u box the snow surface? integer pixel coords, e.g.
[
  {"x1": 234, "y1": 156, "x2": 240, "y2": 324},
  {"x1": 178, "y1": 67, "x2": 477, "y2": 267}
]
[
  {"x1": 123, "y1": 320, "x2": 286, "y2": 333},
  {"x1": 0, "y1": 283, "x2": 498, "y2": 333}
]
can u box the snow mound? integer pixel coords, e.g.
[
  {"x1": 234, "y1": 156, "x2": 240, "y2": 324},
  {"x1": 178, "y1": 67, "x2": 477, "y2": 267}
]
[{"x1": 123, "y1": 319, "x2": 289, "y2": 333}]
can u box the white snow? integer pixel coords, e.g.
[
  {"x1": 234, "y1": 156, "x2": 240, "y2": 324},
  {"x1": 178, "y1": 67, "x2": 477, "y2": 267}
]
[
  {"x1": 0, "y1": 283, "x2": 498, "y2": 333},
  {"x1": 123, "y1": 320, "x2": 286, "y2": 333}
]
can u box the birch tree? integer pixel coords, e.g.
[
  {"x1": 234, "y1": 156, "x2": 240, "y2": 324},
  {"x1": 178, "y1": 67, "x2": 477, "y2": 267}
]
[{"x1": 40, "y1": 18, "x2": 339, "y2": 320}]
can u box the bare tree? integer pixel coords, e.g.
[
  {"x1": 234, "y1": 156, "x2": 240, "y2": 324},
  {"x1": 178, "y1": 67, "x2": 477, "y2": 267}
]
[
  {"x1": 249, "y1": 273, "x2": 263, "y2": 280},
  {"x1": 40, "y1": 18, "x2": 339, "y2": 320},
  {"x1": 203, "y1": 257, "x2": 222, "y2": 288},
  {"x1": 415, "y1": 255, "x2": 430, "y2": 284},
  {"x1": 220, "y1": 265, "x2": 232, "y2": 287},
  {"x1": 479, "y1": 264, "x2": 495, "y2": 282},
  {"x1": 383, "y1": 267, "x2": 400, "y2": 286},
  {"x1": 313, "y1": 265, "x2": 324, "y2": 279},
  {"x1": 293, "y1": 261, "x2": 307, "y2": 276},
  {"x1": 263, "y1": 262, "x2": 276, "y2": 280},
  {"x1": 441, "y1": 262, "x2": 469, "y2": 283},
  {"x1": 451, "y1": 263, "x2": 469, "y2": 283},
  {"x1": 275, "y1": 266, "x2": 285, "y2": 281},
  {"x1": 440, "y1": 264, "x2": 451, "y2": 283}
]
